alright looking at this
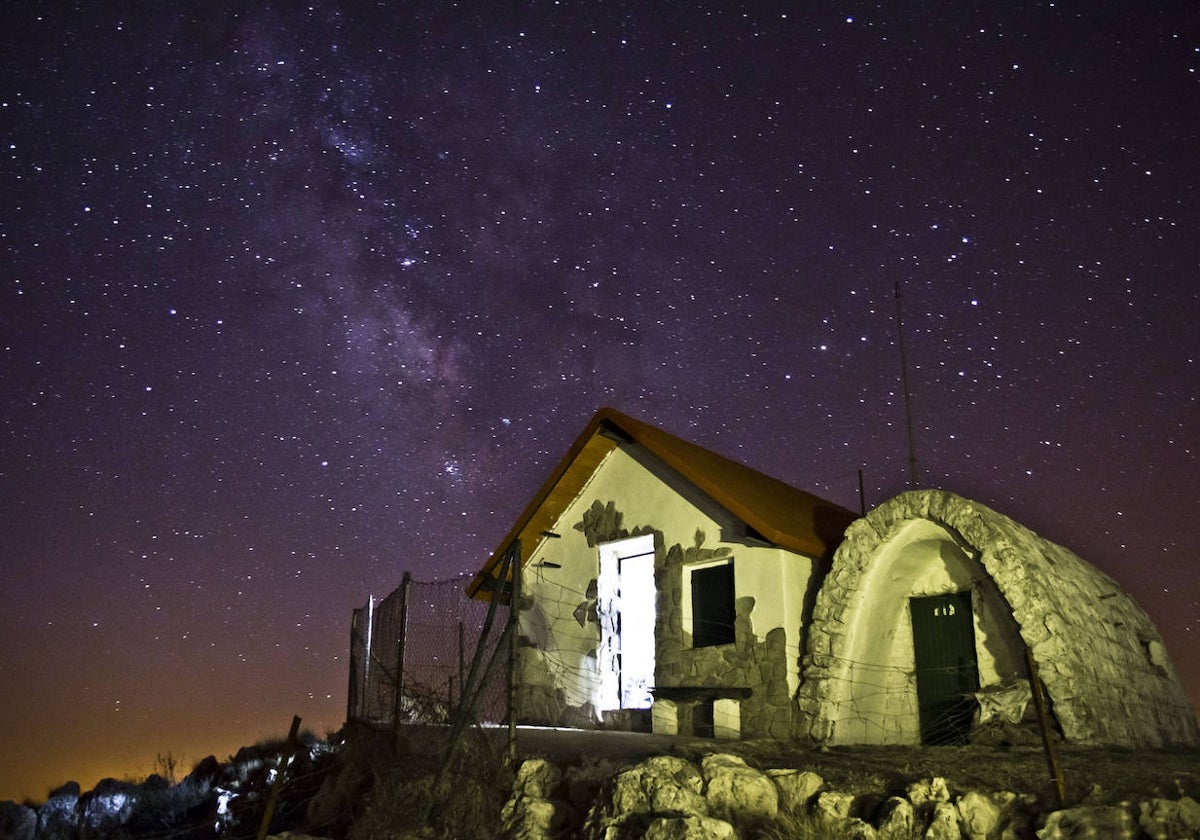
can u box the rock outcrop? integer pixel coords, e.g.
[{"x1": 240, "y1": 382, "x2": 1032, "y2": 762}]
[{"x1": 496, "y1": 753, "x2": 1200, "y2": 840}]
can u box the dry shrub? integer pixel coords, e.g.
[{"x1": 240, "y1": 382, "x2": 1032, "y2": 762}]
[
  {"x1": 757, "y1": 807, "x2": 873, "y2": 840},
  {"x1": 349, "y1": 732, "x2": 512, "y2": 840}
]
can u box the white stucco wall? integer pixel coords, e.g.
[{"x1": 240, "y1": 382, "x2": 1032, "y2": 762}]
[{"x1": 516, "y1": 445, "x2": 819, "y2": 726}]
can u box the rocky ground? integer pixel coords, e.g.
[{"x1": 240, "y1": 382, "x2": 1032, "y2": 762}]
[
  {"x1": 495, "y1": 743, "x2": 1200, "y2": 839},
  {"x1": 2, "y1": 724, "x2": 1199, "y2": 840}
]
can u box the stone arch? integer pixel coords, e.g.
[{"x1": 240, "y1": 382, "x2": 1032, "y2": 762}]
[{"x1": 797, "y1": 490, "x2": 1199, "y2": 748}]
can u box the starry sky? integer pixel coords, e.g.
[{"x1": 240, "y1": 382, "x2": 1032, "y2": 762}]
[{"x1": 2, "y1": 1, "x2": 1198, "y2": 801}]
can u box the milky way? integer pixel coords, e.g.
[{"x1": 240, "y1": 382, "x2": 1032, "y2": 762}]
[{"x1": 2, "y1": 2, "x2": 1197, "y2": 799}]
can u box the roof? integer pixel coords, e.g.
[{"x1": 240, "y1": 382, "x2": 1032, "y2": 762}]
[{"x1": 466, "y1": 407, "x2": 859, "y2": 599}]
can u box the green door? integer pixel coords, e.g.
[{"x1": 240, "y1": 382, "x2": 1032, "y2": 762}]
[{"x1": 910, "y1": 591, "x2": 979, "y2": 744}]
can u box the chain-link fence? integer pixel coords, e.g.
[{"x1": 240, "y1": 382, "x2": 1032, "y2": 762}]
[{"x1": 347, "y1": 571, "x2": 510, "y2": 727}]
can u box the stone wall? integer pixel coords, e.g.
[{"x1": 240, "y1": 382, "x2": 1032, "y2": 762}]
[
  {"x1": 653, "y1": 535, "x2": 798, "y2": 739},
  {"x1": 799, "y1": 489, "x2": 1199, "y2": 748}
]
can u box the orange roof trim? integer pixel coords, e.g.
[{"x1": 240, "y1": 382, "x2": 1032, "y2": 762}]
[{"x1": 466, "y1": 407, "x2": 858, "y2": 599}]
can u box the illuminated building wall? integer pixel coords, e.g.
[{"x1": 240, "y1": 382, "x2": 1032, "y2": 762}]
[{"x1": 515, "y1": 444, "x2": 822, "y2": 738}]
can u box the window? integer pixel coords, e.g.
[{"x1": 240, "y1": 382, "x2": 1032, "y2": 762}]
[{"x1": 689, "y1": 561, "x2": 735, "y2": 647}]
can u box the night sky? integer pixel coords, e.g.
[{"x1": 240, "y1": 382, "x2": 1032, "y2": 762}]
[{"x1": 3, "y1": 2, "x2": 1198, "y2": 801}]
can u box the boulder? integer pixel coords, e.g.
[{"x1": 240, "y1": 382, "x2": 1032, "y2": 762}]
[
  {"x1": 814, "y1": 790, "x2": 855, "y2": 823},
  {"x1": 611, "y1": 756, "x2": 705, "y2": 816},
  {"x1": 925, "y1": 801, "x2": 962, "y2": 840},
  {"x1": 844, "y1": 817, "x2": 879, "y2": 839},
  {"x1": 499, "y1": 759, "x2": 572, "y2": 840},
  {"x1": 1138, "y1": 796, "x2": 1200, "y2": 840},
  {"x1": 766, "y1": 769, "x2": 823, "y2": 812},
  {"x1": 974, "y1": 681, "x2": 1032, "y2": 726},
  {"x1": 582, "y1": 756, "x2": 706, "y2": 838},
  {"x1": 1036, "y1": 804, "x2": 1138, "y2": 839},
  {"x1": 512, "y1": 759, "x2": 562, "y2": 800},
  {"x1": 875, "y1": 796, "x2": 915, "y2": 839},
  {"x1": 304, "y1": 730, "x2": 391, "y2": 835},
  {"x1": 642, "y1": 814, "x2": 737, "y2": 839},
  {"x1": 907, "y1": 777, "x2": 951, "y2": 808},
  {"x1": 700, "y1": 753, "x2": 778, "y2": 825},
  {"x1": 177, "y1": 755, "x2": 223, "y2": 811},
  {"x1": 956, "y1": 791, "x2": 1001, "y2": 840},
  {"x1": 499, "y1": 795, "x2": 567, "y2": 840},
  {"x1": 79, "y1": 778, "x2": 139, "y2": 833},
  {"x1": 0, "y1": 801, "x2": 37, "y2": 840},
  {"x1": 36, "y1": 782, "x2": 80, "y2": 840},
  {"x1": 563, "y1": 759, "x2": 624, "y2": 814}
]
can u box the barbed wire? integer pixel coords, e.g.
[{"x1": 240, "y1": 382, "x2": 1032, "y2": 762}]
[
  {"x1": 349, "y1": 572, "x2": 509, "y2": 727},
  {"x1": 350, "y1": 568, "x2": 1199, "y2": 740}
]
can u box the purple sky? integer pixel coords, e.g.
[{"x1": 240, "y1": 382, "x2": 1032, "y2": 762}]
[{"x1": 2, "y1": 1, "x2": 1197, "y2": 801}]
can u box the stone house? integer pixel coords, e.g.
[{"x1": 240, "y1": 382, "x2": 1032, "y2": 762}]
[{"x1": 466, "y1": 408, "x2": 1198, "y2": 748}]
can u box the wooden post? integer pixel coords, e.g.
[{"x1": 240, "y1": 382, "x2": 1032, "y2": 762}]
[
  {"x1": 256, "y1": 715, "x2": 302, "y2": 840},
  {"x1": 445, "y1": 547, "x2": 513, "y2": 745},
  {"x1": 508, "y1": 539, "x2": 521, "y2": 764},
  {"x1": 1026, "y1": 648, "x2": 1066, "y2": 807},
  {"x1": 458, "y1": 619, "x2": 465, "y2": 714},
  {"x1": 392, "y1": 572, "x2": 412, "y2": 741}
]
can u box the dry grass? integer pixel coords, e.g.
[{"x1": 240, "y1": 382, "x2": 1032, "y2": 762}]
[{"x1": 758, "y1": 808, "x2": 903, "y2": 840}]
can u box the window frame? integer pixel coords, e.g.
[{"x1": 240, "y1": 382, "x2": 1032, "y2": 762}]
[{"x1": 683, "y1": 557, "x2": 736, "y2": 648}]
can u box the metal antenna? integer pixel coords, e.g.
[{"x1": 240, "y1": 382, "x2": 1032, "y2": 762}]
[{"x1": 894, "y1": 281, "x2": 920, "y2": 488}]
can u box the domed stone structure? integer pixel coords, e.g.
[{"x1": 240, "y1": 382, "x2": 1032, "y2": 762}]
[{"x1": 798, "y1": 490, "x2": 1198, "y2": 748}]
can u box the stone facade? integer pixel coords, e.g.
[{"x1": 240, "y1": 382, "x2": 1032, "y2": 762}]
[
  {"x1": 515, "y1": 493, "x2": 809, "y2": 739},
  {"x1": 798, "y1": 489, "x2": 1199, "y2": 748},
  {"x1": 653, "y1": 536, "x2": 798, "y2": 739},
  {"x1": 511, "y1": 442, "x2": 822, "y2": 739}
]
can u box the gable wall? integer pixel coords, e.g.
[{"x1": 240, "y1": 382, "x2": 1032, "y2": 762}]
[{"x1": 514, "y1": 444, "x2": 819, "y2": 736}]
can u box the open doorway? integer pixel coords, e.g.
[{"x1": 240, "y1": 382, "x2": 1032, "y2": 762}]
[{"x1": 596, "y1": 534, "x2": 656, "y2": 712}]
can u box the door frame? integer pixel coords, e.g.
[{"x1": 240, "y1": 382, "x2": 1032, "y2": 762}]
[
  {"x1": 597, "y1": 535, "x2": 657, "y2": 711},
  {"x1": 909, "y1": 589, "x2": 980, "y2": 744}
]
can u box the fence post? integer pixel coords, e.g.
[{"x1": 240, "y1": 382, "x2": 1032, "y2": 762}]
[
  {"x1": 392, "y1": 572, "x2": 412, "y2": 741},
  {"x1": 346, "y1": 610, "x2": 360, "y2": 722},
  {"x1": 437, "y1": 546, "x2": 516, "y2": 781},
  {"x1": 1026, "y1": 648, "x2": 1066, "y2": 807},
  {"x1": 364, "y1": 595, "x2": 375, "y2": 718},
  {"x1": 256, "y1": 715, "x2": 302, "y2": 840},
  {"x1": 508, "y1": 539, "x2": 521, "y2": 764},
  {"x1": 458, "y1": 619, "x2": 465, "y2": 715}
]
